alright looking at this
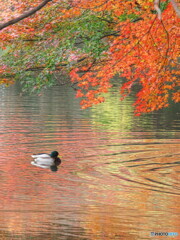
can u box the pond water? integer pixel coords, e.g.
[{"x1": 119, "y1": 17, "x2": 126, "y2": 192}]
[{"x1": 0, "y1": 84, "x2": 179, "y2": 240}]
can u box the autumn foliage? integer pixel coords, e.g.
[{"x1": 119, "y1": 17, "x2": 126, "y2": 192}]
[{"x1": 0, "y1": 0, "x2": 179, "y2": 114}]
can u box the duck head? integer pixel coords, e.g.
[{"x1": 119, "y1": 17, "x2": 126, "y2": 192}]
[{"x1": 50, "y1": 151, "x2": 59, "y2": 158}]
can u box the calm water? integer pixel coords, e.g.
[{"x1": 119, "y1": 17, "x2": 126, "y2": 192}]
[{"x1": 0, "y1": 84, "x2": 179, "y2": 240}]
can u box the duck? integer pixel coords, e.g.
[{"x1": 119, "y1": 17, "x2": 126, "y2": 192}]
[{"x1": 31, "y1": 151, "x2": 61, "y2": 167}]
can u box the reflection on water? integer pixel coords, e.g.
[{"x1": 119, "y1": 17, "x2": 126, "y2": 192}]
[{"x1": 0, "y1": 84, "x2": 179, "y2": 239}]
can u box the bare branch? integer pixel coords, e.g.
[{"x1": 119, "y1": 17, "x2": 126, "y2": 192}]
[{"x1": 0, "y1": 0, "x2": 52, "y2": 31}]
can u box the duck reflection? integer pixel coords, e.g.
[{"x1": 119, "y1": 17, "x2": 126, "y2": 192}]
[{"x1": 31, "y1": 151, "x2": 61, "y2": 172}]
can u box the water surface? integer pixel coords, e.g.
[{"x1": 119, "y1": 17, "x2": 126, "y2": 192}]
[{"x1": 0, "y1": 84, "x2": 179, "y2": 239}]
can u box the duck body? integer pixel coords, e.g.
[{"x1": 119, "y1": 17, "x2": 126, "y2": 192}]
[
  {"x1": 31, "y1": 153, "x2": 54, "y2": 165},
  {"x1": 31, "y1": 151, "x2": 61, "y2": 167}
]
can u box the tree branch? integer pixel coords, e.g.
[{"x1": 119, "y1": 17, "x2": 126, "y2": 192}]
[
  {"x1": 154, "y1": 0, "x2": 162, "y2": 20},
  {"x1": 0, "y1": 0, "x2": 52, "y2": 31}
]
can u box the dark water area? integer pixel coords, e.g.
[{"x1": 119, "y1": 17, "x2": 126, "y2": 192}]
[{"x1": 0, "y1": 84, "x2": 179, "y2": 240}]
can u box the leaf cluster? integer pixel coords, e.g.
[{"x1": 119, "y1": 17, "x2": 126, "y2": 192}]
[{"x1": 0, "y1": 0, "x2": 179, "y2": 114}]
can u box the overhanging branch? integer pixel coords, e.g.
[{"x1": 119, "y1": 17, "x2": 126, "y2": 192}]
[{"x1": 0, "y1": 0, "x2": 52, "y2": 31}]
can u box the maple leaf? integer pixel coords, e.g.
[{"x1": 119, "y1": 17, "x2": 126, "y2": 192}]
[{"x1": 0, "y1": 0, "x2": 179, "y2": 115}]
